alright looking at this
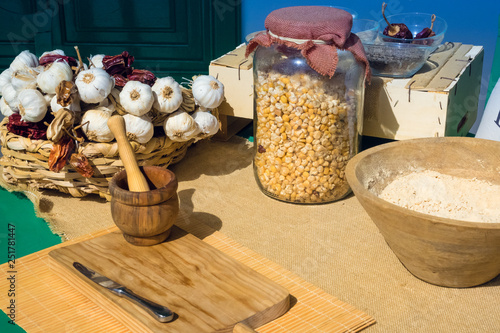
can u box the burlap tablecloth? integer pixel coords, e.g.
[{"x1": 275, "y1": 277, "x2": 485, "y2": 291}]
[{"x1": 12, "y1": 136, "x2": 500, "y2": 332}]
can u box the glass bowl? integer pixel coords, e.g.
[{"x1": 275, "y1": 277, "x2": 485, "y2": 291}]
[
  {"x1": 363, "y1": 41, "x2": 435, "y2": 78},
  {"x1": 364, "y1": 13, "x2": 447, "y2": 78},
  {"x1": 351, "y1": 19, "x2": 379, "y2": 43}
]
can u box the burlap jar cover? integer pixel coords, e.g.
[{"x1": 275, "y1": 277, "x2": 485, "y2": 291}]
[{"x1": 245, "y1": 6, "x2": 371, "y2": 79}]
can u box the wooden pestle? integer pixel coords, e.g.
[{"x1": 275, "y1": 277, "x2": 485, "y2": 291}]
[{"x1": 107, "y1": 115, "x2": 150, "y2": 192}]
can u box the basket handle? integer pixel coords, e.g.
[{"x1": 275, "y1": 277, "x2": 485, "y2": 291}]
[{"x1": 107, "y1": 115, "x2": 150, "y2": 192}]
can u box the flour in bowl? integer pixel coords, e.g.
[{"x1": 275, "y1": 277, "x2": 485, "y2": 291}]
[{"x1": 379, "y1": 170, "x2": 500, "y2": 223}]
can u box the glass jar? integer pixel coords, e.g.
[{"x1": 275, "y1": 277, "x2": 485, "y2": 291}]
[{"x1": 253, "y1": 44, "x2": 365, "y2": 204}]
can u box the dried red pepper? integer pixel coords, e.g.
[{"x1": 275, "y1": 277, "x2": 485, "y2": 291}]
[
  {"x1": 102, "y1": 51, "x2": 135, "y2": 76},
  {"x1": 69, "y1": 153, "x2": 94, "y2": 178},
  {"x1": 101, "y1": 52, "x2": 156, "y2": 87},
  {"x1": 39, "y1": 54, "x2": 78, "y2": 68},
  {"x1": 128, "y1": 69, "x2": 157, "y2": 86},
  {"x1": 113, "y1": 70, "x2": 157, "y2": 87},
  {"x1": 381, "y1": 3, "x2": 413, "y2": 40},
  {"x1": 415, "y1": 14, "x2": 436, "y2": 39},
  {"x1": 112, "y1": 74, "x2": 129, "y2": 87},
  {"x1": 48, "y1": 135, "x2": 74, "y2": 172},
  {"x1": 6, "y1": 113, "x2": 51, "y2": 140}
]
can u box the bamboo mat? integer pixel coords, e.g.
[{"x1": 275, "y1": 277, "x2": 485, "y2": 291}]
[{"x1": 0, "y1": 222, "x2": 375, "y2": 333}]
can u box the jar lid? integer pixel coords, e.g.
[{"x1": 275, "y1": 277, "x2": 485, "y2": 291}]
[{"x1": 246, "y1": 6, "x2": 370, "y2": 80}]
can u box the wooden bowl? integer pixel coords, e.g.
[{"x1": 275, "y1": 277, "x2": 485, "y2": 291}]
[
  {"x1": 109, "y1": 166, "x2": 179, "y2": 246},
  {"x1": 346, "y1": 137, "x2": 500, "y2": 287}
]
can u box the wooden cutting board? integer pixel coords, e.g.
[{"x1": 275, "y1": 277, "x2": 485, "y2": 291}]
[{"x1": 48, "y1": 226, "x2": 290, "y2": 333}]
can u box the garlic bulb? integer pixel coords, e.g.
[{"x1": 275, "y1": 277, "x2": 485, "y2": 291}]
[
  {"x1": 51, "y1": 94, "x2": 81, "y2": 113},
  {"x1": 2, "y1": 84, "x2": 19, "y2": 111},
  {"x1": 11, "y1": 71, "x2": 38, "y2": 91},
  {"x1": 37, "y1": 60, "x2": 73, "y2": 94},
  {"x1": 192, "y1": 75, "x2": 224, "y2": 109},
  {"x1": 10, "y1": 50, "x2": 39, "y2": 72},
  {"x1": 123, "y1": 113, "x2": 154, "y2": 144},
  {"x1": 44, "y1": 93, "x2": 55, "y2": 106},
  {"x1": 18, "y1": 89, "x2": 48, "y2": 123},
  {"x1": 0, "y1": 68, "x2": 12, "y2": 94},
  {"x1": 164, "y1": 110, "x2": 200, "y2": 142},
  {"x1": 81, "y1": 107, "x2": 114, "y2": 142},
  {"x1": 0, "y1": 97, "x2": 16, "y2": 117},
  {"x1": 192, "y1": 110, "x2": 219, "y2": 136},
  {"x1": 75, "y1": 68, "x2": 114, "y2": 104},
  {"x1": 120, "y1": 81, "x2": 154, "y2": 116},
  {"x1": 89, "y1": 54, "x2": 105, "y2": 68},
  {"x1": 40, "y1": 49, "x2": 65, "y2": 58},
  {"x1": 152, "y1": 77, "x2": 183, "y2": 114}
]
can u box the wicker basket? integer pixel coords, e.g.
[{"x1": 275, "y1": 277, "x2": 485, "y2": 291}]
[{"x1": 0, "y1": 116, "x2": 197, "y2": 200}]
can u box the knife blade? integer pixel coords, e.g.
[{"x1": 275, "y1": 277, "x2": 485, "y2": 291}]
[{"x1": 73, "y1": 262, "x2": 174, "y2": 323}]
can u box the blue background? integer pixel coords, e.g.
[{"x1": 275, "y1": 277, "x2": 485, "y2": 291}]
[{"x1": 241, "y1": 0, "x2": 500, "y2": 133}]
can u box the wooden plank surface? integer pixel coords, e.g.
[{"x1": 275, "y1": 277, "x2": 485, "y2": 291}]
[
  {"x1": 407, "y1": 42, "x2": 475, "y2": 91},
  {"x1": 211, "y1": 44, "x2": 253, "y2": 70},
  {"x1": 0, "y1": 224, "x2": 376, "y2": 332},
  {"x1": 49, "y1": 226, "x2": 290, "y2": 333},
  {"x1": 408, "y1": 42, "x2": 463, "y2": 90},
  {"x1": 425, "y1": 44, "x2": 473, "y2": 91}
]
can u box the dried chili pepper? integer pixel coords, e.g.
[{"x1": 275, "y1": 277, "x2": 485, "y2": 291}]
[
  {"x1": 69, "y1": 153, "x2": 94, "y2": 178},
  {"x1": 113, "y1": 70, "x2": 157, "y2": 87},
  {"x1": 381, "y1": 3, "x2": 413, "y2": 40},
  {"x1": 6, "y1": 113, "x2": 52, "y2": 140},
  {"x1": 128, "y1": 69, "x2": 157, "y2": 86},
  {"x1": 39, "y1": 54, "x2": 78, "y2": 68},
  {"x1": 102, "y1": 51, "x2": 135, "y2": 76},
  {"x1": 48, "y1": 135, "x2": 74, "y2": 172},
  {"x1": 112, "y1": 74, "x2": 129, "y2": 87},
  {"x1": 415, "y1": 14, "x2": 436, "y2": 39},
  {"x1": 101, "y1": 52, "x2": 157, "y2": 87}
]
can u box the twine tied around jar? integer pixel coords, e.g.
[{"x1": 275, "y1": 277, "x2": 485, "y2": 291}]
[{"x1": 245, "y1": 6, "x2": 371, "y2": 81}]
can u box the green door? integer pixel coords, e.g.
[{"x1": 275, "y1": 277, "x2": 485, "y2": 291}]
[{"x1": 1, "y1": 0, "x2": 241, "y2": 81}]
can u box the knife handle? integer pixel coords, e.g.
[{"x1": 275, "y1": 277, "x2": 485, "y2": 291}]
[{"x1": 115, "y1": 288, "x2": 174, "y2": 323}]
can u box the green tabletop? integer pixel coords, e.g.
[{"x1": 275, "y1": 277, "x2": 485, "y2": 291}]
[{"x1": 0, "y1": 187, "x2": 62, "y2": 332}]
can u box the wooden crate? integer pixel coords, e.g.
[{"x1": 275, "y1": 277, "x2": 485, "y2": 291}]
[
  {"x1": 208, "y1": 42, "x2": 484, "y2": 141},
  {"x1": 363, "y1": 43, "x2": 484, "y2": 140},
  {"x1": 209, "y1": 44, "x2": 253, "y2": 140}
]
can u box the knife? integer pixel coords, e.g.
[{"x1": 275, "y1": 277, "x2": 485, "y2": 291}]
[{"x1": 73, "y1": 262, "x2": 174, "y2": 323}]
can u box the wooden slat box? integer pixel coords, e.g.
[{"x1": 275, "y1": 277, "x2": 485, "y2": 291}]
[
  {"x1": 363, "y1": 43, "x2": 484, "y2": 140},
  {"x1": 209, "y1": 44, "x2": 253, "y2": 140},
  {"x1": 209, "y1": 42, "x2": 484, "y2": 141}
]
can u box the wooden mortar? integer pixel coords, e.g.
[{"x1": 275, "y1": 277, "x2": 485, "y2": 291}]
[{"x1": 107, "y1": 115, "x2": 179, "y2": 246}]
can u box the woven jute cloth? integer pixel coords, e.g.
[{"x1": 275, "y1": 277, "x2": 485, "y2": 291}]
[{"x1": 3, "y1": 135, "x2": 500, "y2": 332}]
